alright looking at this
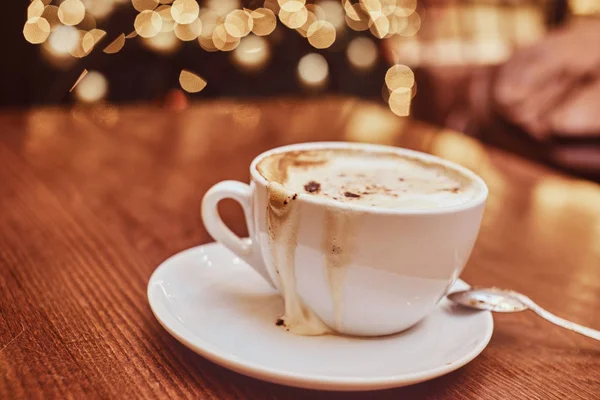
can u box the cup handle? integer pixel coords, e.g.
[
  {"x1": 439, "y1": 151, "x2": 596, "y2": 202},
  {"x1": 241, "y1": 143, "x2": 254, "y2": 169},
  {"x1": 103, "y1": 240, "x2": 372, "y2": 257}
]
[{"x1": 201, "y1": 181, "x2": 275, "y2": 288}]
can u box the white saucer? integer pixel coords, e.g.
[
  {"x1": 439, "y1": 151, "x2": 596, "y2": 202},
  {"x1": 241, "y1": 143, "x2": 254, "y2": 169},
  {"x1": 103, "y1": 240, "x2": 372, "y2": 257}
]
[{"x1": 148, "y1": 243, "x2": 493, "y2": 391}]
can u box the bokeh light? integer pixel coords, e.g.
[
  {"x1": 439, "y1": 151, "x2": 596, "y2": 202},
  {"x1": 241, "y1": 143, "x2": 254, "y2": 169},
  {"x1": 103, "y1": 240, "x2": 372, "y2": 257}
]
[
  {"x1": 225, "y1": 9, "x2": 253, "y2": 38},
  {"x1": 297, "y1": 53, "x2": 328, "y2": 88},
  {"x1": 232, "y1": 35, "x2": 270, "y2": 71},
  {"x1": 85, "y1": 29, "x2": 107, "y2": 49},
  {"x1": 385, "y1": 64, "x2": 415, "y2": 91},
  {"x1": 135, "y1": 10, "x2": 163, "y2": 38},
  {"x1": 23, "y1": 17, "x2": 51, "y2": 44},
  {"x1": 179, "y1": 70, "x2": 207, "y2": 93},
  {"x1": 58, "y1": 0, "x2": 86, "y2": 26},
  {"x1": 156, "y1": 5, "x2": 175, "y2": 32},
  {"x1": 28, "y1": 1, "x2": 45, "y2": 19},
  {"x1": 171, "y1": 0, "x2": 200, "y2": 24},
  {"x1": 318, "y1": 0, "x2": 345, "y2": 31},
  {"x1": 346, "y1": 36, "x2": 377, "y2": 71},
  {"x1": 174, "y1": 18, "x2": 202, "y2": 41},
  {"x1": 360, "y1": 0, "x2": 382, "y2": 14},
  {"x1": 296, "y1": 8, "x2": 318, "y2": 37},
  {"x1": 69, "y1": 30, "x2": 92, "y2": 58},
  {"x1": 198, "y1": 35, "x2": 218, "y2": 51},
  {"x1": 212, "y1": 23, "x2": 240, "y2": 51},
  {"x1": 132, "y1": 0, "x2": 159, "y2": 12},
  {"x1": 344, "y1": 3, "x2": 369, "y2": 31},
  {"x1": 307, "y1": 20, "x2": 336, "y2": 49},
  {"x1": 388, "y1": 87, "x2": 411, "y2": 116},
  {"x1": 250, "y1": 8, "x2": 277, "y2": 36},
  {"x1": 279, "y1": 5, "x2": 308, "y2": 29},
  {"x1": 104, "y1": 33, "x2": 126, "y2": 53},
  {"x1": 48, "y1": 25, "x2": 80, "y2": 54},
  {"x1": 279, "y1": 0, "x2": 306, "y2": 12},
  {"x1": 369, "y1": 14, "x2": 390, "y2": 38},
  {"x1": 74, "y1": 70, "x2": 109, "y2": 103},
  {"x1": 198, "y1": 9, "x2": 219, "y2": 51},
  {"x1": 344, "y1": 0, "x2": 361, "y2": 20},
  {"x1": 22, "y1": 0, "x2": 421, "y2": 117},
  {"x1": 384, "y1": 63, "x2": 414, "y2": 116},
  {"x1": 400, "y1": 12, "x2": 420, "y2": 36},
  {"x1": 41, "y1": 5, "x2": 61, "y2": 29},
  {"x1": 387, "y1": 13, "x2": 408, "y2": 36},
  {"x1": 394, "y1": 0, "x2": 417, "y2": 17},
  {"x1": 380, "y1": 0, "x2": 396, "y2": 16}
]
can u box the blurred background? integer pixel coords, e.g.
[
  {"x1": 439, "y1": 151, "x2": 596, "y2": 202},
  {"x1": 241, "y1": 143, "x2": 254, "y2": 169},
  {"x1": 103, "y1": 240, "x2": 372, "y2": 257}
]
[
  {"x1": 6, "y1": 0, "x2": 600, "y2": 179},
  {"x1": 6, "y1": 0, "x2": 562, "y2": 106}
]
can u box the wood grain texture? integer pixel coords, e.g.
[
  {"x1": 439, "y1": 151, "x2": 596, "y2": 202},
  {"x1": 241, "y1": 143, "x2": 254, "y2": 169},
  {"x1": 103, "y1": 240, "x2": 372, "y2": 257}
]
[{"x1": 0, "y1": 98, "x2": 599, "y2": 399}]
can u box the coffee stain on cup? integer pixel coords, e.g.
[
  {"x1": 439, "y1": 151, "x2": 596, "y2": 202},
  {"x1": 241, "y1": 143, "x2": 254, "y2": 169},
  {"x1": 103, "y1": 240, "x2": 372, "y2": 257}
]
[
  {"x1": 258, "y1": 150, "x2": 331, "y2": 185},
  {"x1": 267, "y1": 181, "x2": 331, "y2": 335},
  {"x1": 323, "y1": 207, "x2": 358, "y2": 332}
]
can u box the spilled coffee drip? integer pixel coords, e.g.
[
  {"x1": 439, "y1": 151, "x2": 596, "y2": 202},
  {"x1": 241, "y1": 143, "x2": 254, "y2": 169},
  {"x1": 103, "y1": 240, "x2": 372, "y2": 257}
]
[{"x1": 266, "y1": 181, "x2": 332, "y2": 335}]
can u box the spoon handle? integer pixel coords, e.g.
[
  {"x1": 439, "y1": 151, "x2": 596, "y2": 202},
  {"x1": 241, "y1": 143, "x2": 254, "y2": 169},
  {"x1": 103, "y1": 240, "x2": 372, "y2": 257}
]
[{"x1": 514, "y1": 293, "x2": 600, "y2": 341}]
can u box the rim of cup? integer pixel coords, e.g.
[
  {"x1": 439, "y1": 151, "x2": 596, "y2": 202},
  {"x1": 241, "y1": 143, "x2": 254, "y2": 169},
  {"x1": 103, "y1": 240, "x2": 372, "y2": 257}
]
[{"x1": 250, "y1": 142, "x2": 488, "y2": 215}]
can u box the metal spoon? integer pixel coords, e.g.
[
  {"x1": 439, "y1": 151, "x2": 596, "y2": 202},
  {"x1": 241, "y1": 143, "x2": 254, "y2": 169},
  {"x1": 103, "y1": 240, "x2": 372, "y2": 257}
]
[{"x1": 448, "y1": 287, "x2": 600, "y2": 341}]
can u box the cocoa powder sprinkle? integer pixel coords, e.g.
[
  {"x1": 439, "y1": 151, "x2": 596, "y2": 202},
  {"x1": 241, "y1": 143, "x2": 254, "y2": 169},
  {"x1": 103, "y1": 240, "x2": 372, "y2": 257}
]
[{"x1": 304, "y1": 181, "x2": 321, "y2": 193}]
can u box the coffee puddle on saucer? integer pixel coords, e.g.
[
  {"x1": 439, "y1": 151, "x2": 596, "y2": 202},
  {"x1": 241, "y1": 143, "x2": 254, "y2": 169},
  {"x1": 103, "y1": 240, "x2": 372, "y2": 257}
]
[{"x1": 268, "y1": 181, "x2": 358, "y2": 336}]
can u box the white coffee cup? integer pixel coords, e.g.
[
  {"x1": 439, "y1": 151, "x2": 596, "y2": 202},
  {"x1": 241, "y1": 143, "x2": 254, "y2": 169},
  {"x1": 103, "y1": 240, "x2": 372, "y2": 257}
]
[{"x1": 202, "y1": 142, "x2": 488, "y2": 336}]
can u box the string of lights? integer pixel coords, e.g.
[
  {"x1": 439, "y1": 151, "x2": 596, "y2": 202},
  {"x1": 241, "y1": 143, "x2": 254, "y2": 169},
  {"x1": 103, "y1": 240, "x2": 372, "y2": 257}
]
[{"x1": 24, "y1": 0, "x2": 418, "y2": 116}]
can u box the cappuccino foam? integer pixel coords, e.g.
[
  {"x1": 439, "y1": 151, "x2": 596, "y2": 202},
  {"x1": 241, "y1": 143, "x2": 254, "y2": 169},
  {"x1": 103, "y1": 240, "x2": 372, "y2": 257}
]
[{"x1": 257, "y1": 148, "x2": 479, "y2": 210}]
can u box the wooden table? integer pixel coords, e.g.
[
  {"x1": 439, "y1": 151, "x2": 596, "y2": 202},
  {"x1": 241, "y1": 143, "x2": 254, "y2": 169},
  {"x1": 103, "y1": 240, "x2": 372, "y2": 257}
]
[{"x1": 1, "y1": 98, "x2": 599, "y2": 399}]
